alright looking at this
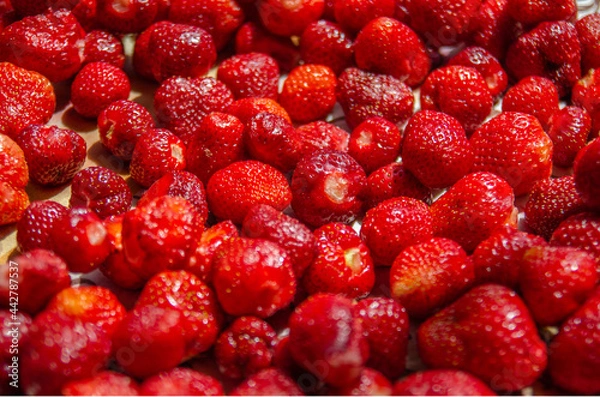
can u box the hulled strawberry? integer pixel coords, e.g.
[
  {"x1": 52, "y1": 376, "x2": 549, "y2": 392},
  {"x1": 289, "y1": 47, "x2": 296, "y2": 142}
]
[
  {"x1": 139, "y1": 367, "x2": 224, "y2": 396},
  {"x1": 62, "y1": 371, "x2": 139, "y2": 396},
  {"x1": 217, "y1": 52, "x2": 279, "y2": 100},
  {"x1": 16, "y1": 200, "x2": 68, "y2": 252},
  {"x1": 299, "y1": 20, "x2": 354, "y2": 75},
  {"x1": 348, "y1": 116, "x2": 402, "y2": 175},
  {"x1": 363, "y1": 162, "x2": 432, "y2": 210},
  {"x1": 392, "y1": 370, "x2": 496, "y2": 396},
  {"x1": 573, "y1": 137, "x2": 600, "y2": 210},
  {"x1": 548, "y1": 106, "x2": 592, "y2": 168}
]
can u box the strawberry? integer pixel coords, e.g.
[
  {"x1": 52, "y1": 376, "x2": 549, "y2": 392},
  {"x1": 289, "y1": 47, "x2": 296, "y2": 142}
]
[
  {"x1": 96, "y1": 0, "x2": 158, "y2": 33},
  {"x1": 122, "y1": 196, "x2": 204, "y2": 280},
  {"x1": 136, "y1": 270, "x2": 222, "y2": 358},
  {"x1": 242, "y1": 204, "x2": 316, "y2": 279},
  {"x1": 139, "y1": 367, "x2": 224, "y2": 396},
  {"x1": 572, "y1": 69, "x2": 600, "y2": 139},
  {"x1": 82, "y1": 30, "x2": 125, "y2": 69},
  {"x1": 431, "y1": 172, "x2": 517, "y2": 253},
  {"x1": 288, "y1": 293, "x2": 368, "y2": 387},
  {"x1": 392, "y1": 370, "x2": 496, "y2": 396},
  {"x1": 214, "y1": 316, "x2": 277, "y2": 379},
  {"x1": 573, "y1": 137, "x2": 600, "y2": 210},
  {"x1": 417, "y1": 284, "x2": 548, "y2": 392},
  {"x1": 16, "y1": 124, "x2": 86, "y2": 187},
  {"x1": 507, "y1": 0, "x2": 576, "y2": 27},
  {"x1": 299, "y1": 20, "x2": 354, "y2": 75},
  {"x1": 576, "y1": 13, "x2": 600, "y2": 73},
  {"x1": 62, "y1": 371, "x2": 139, "y2": 396},
  {"x1": 97, "y1": 99, "x2": 155, "y2": 162},
  {"x1": 470, "y1": 112, "x2": 553, "y2": 196},
  {"x1": 333, "y1": 0, "x2": 395, "y2": 32},
  {"x1": 472, "y1": 225, "x2": 547, "y2": 288},
  {"x1": 303, "y1": 222, "x2": 375, "y2": 298},
  {"x1": 0, "y1": 133, "x2": 26, "y2": 189},
  {"x1": 547, "y1": 106, "x2": 592, "y2": 168},
  {"x1": 420, "y1": 66, "x2": 493, "y2": 135},
  {"x1": 447, "y1": 46, "x2": 508, "y2": 98},
  {"x1": 257, "y1": 0, "x2": 324, "y2": 37},
  {"x1": 520, "y1": 245, "x2": 598, "y2": 326},
  {"x1": 328, "y1": 368, "x2": 393, "y2": 395},
  {"x1": 71, "y1": 61, "x2": 131, "y2": 119},
  {"x1": 0, "y1": 62, "x2": 55, "y2": 140},
  {"x1": 548, "y1": 288, "x2": 600, "y2": 394},
  {"x1": 0, "y1": 9, "x2": 85, "y2": 82},
  {"x1": 229, "y1": 368, "x2": 304, "y2": 396},
  {"x1": 8, "y1": 0, "x2": 80, "y2": 16},
  {"x1": 355, "y1": 297, "x2": 409, "y2": 379},
  {"x1": 16, "y1": 200, "x2": 68, "y2": 252},
  {"x1": 129, "y1": 128, "x2": 186, "y2": 188},
  {"x1": 295, "y1": 121, "x2": 349, "y2": 158},
  {"x1": 523, "y1": 176, "x2": 586, "y2": 240},
  {"x1": 336, "y1": 67, "x2": 414, "y2": 129},
  {"x1": 348, "y1": 117, "x2": 402, "y2": 175},
  {"x1": 154, "y1": 76, "x2": 234, "y2": 145},
  {"x1": 467, "y1": 0, "x2": 518, "y2": 60},
  {"x1": 550, "y1": 212, "x2": 600, "y2": 266},
  {"x1": 402, "y1": 110, "x2": 473, "y2": 189},
  {"x1": 212, "y1": 237, "x2": 296, "y2": 318},
  {"x1": 227, "y1": 96, "x2": 291, "y2": 125},
  {"x1": 501, "y1": 76, "x2": 560, "y2": 130},
  {"x1": 133, "y1": 21, "x2": 168, "y2": 80},
  {"x1": 217, "y1": 52, "x2": 280, "y2": 100},
  {"x1": 207, "y1": 160, "x2": 292, "y2": 225},
  {"x1": 0, "y1": 181, "x2": 29, "y2": 226}
]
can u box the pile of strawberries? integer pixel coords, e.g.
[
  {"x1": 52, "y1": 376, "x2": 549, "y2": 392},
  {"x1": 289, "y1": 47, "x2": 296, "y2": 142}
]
[{"x1": 1, "y1": 0, "x2": 600, "y2": 395}]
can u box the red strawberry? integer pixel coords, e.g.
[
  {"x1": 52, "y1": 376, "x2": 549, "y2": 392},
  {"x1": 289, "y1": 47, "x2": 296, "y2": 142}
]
[
  {"x1": 573, "y1": 137, "x2": 600, "y2": 210},
  {"x1": 257, "y1": 0, "x2": 324, "y2": 37},
  {"x1": 214, "y1": 316, "x2": 277, "y2": 379},
  {"x1": 288, "y1": 293, "x2": 368, "y2": 387},
  {"x1": 8, "y1": 0, "x2": 80, "y2": 16},
  {"x1": 550, "y1": 212, "x2": 600, "y2": 266},
  {"x1": 431, "y1": 172, "x2": 517, "y2": 252},
  {"x1": 355, "y1": 297, "x2": 409, "y2": 379},
  {"x1": 227, "y1": 96, "x2": 291, "y2": 125},
  {"x1": 303, "y1": 222, "x2": 375, "y2": 298},
  {"x1": 447, "y1": 46, "x2": 508, "y2": 98},
  {"x1": 0, "y1": 132, "x2": 28, "y2": 224},
  {"x1": 467, "y1": 0, "x2": 518, "y2": 60},
  {"x1": 133, "y1": 21, "x2": 168, "y2": 80},
  {"x1": 392, "y1": 370, "x2": 496, "y2": 396},
  {"x1": 576, "y1": 13, "x2": 600, "y2": 73},
  {"x1": 507, "y1": 0, "x2": 576, "y2": 26},
  {"x1": 417, "y1": 284, "x2": 548, "y2": 392},
  {"x1": 547, "y1": 106, "x2": 592, "y2": 168},
  {"x1": 139, "y1": 367, "x2": 224, "y2": 396},
  {"x1": 217, "y1": 52, "x2": 279, "y2": 100},
  {"x1": 71, "y1": 61, "x2": 131, "y2": 119},
  {"x1": 328, "y1": 368, "x2": 393, "y2": 395},
  {"x1": 501, "y1": 76, "x2": 560, "y2": 130},
  {"x1": 353, "y1": 17, "x2": 430, "y2": 87},
  {"x1": 207, "y1": 160, "x2": 292, "y2": 224},
  {"x1": 299, "y1": 20, "x2": 354, "y2": 75},
  {"x1": 333, "y1": 0, "x2": 395, "y2": 32},
  {"x1": 294, "y1": 121, "x2": 349, "y2": 158},
  {"x1": 470, "y1": 112, "x2": 553, "y2": 196},
  {"x1": 62, "y1": 371, "x2": 139, "y2": 396},
  {"x1": 70, "y1": 166, "x2": 132, "y2": 219},
  {"x1": 82, "y1": 30, "x2": 125, "y2": 69},
  {"x1": 548, "y1": 288, "x2": 600, "y2": 394},
  {"x1": 95, "y1": 0, "x2": 158, "y2": 33},
  {"x1": 520, "y1": 245, "x2": 598, "y2": 325},
  {"x1": 572, "y1": 69, "x2": 600, "y2": 138},
  {"x1": 16, "y1": 124, "x2": 86, "y2": 187},
  {"x1": 0, "y1": 181, "x2": 29, "y2": 226},
  {"x1": 336, "y1": 67, "x2": 414, "y2": 129},
  {"x1": 212, "y1": 237, "x2": 296, "y2": 318},
  {"x1": 348, "y1": 117, "x2": 402, "y2": 175},
  {"x1": 0, "y1": 62, "x2": 55, "y2": 140},
  {"x1": 16, "y1": 200, "x2": 68, "y2": 252},
  {"x1": 420, "y1": 66, "x2": 493, "y2": 135},
  {"x1": 229, "y1": 368, "x2": 304, "y2": 396}
]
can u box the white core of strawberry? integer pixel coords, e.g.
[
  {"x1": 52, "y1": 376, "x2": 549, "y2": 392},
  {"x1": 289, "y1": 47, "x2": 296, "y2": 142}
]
[
  {"x1": 324, "y1": 174, "x2": 348, "y2": 204},
  {"x1": 86, "y1": 223, "x2": 107, "y2": 246},
  {"x1": 344, "y1": 248, "x2": 363, "y2": 274},
  {"x1": 356, "y1": 130, "x2": 373, "y2": 147},
  {"x1": 171, "y1": 144, "x2": 184, "y2": 163}
]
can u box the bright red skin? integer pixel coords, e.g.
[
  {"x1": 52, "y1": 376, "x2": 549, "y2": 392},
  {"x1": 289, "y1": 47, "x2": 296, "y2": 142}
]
[
  {"x1": 0, "y1": 63, "x2": 55, "y2": 140},
  {"x1": 16, "y1": 124, "x2": 86, "y2": 187},
  {"x1": 548, "y1": 106, "x2": 592, "y2": 167},
  {"x1": 207, "y1": 160, "x2": 292, "y2": 225},
  {"x1": 0, "y1": 133, "x2": 27, "y2": 189},
  {"x1": 502, "y1": 76, "x2": 560, "y2": 130},
  {"x1": 217, "y1": 52, "x2": 280, "y2": 100},
  {"x1": 71, "y1": 0, "x2": 98, "y2": 31},
  {"x1": 548, "y1": 288, "x2": 600, "y2": 394},
  {"x1": 0, "y1": 181, "x2": 28, "y2": 226},
  {"x1": 136, "y1": 270, "x2": 222, "y2": 358},
  {"x1": 447, "y1": 46, "x2": 508, "y2": 98},
  {"x1": 229, "y1": 368, "x2": 304, "y2": 396},
  {"x1": 70, "y1": 166, "x2": 132, "y2": 219},
  {"x1": 299, "y1": 20, "x2": 354, "y2": 75},
  {"x1": 348, "y1": 117, "x2": 402, "y2": 175},
  {"x1": 420, "y1": 66, "x2": 493, "y2": 135},
  {"x1": 112, "y1": 305, "x2": 186, "y2": 379},
  {"x1": 168, "y1": 0, "x2": 245, "y2": 50},
  {"x1": 390, "y1": 237, "x2": 475, "y2": 318},
  {"x1": 62, "y1": 371, "x2": 139, "y2": 396},
  {"x1": 417, "y1": 284, "x2": 548, "y2": 392},
  {"x1": 8, "y1": 0, "x2": 80, "y2": 16},
  {"x1": 524, "y1": 176, "x2": 587, "y2": 240},
  {"x1": 337, "y1": 67, "x2": 414, "y2": 130},
  {"x1": 333, "y1": 0, "x2": 394, "y2": 32},
  {"x1": 0, "y1": 249, "x2": 70, "y2": 314},
  {"x1": 363, "y1": 162, "x2": 432, "y2": 210},
  {"x1": 507, "y1": 0, "x2": 576, "y2": 26},
  {"x1": 257, "y1": 0, "x2": 324, "y2": 37},
  {"x1": 227, "y1": 97, "x2": 291, "y2": 125},
  {"x1": 130, "y1": 128, "x2": 186, "y2": 188},
  {"x1": 242, "y1": 204, "x2": 316, "y2": 279},
  {"x1": 361, "y1": 197, "x2": 433, "y2": 266},
  {"x1": 122, "y1": 196, "x2": 204, "y2": 280},
  {"x1": 467, "y1": 0, "x2": 518, "y2": 60},
  {"x1": 288, "y1": 293, "x2": 368, "y2": 387},
  {"x1": 97, "y1": 99, "x2": 155, "y2": 162},
  {"x1": 154, "y1": 76, "x2": 234, "y2": 145},
  {"x1": 139, "y1": 367, "x2": 224, "y2": 396},
  {"x1": 83, "y1": 30, "x2": 125, "y2": 68},
  {"x1": 392, "y1": 370, "x2": 497, "y2": 396},
  {"x1": 431, "y1": 172, "x2": 517, "y2": 253},
  {"x1": 295, "y1": 121, "x2": 349, "y2": 158},
  {"x1": 291, "y1": 149, "x2": 367, "y2": 228},
  {"x1": 551, "y1": 212, "x2": 600, "y2": 266},
  {"x1": 353, "y1": 17, "x2": 430, "y2": 87},
  {"x1": 303, "y1": 222, "x2": 375, "y2": 299},
  {"x1": 520, "y1": 245, "x2": 598, "y2": 326},
  {"x1": 576, "y1": 13, "x2": 600, "y2": 73},
  {"x1": 328, "y1": 368, "x2": 392, "y2": 395},
  {"x1": 212, "y1": 237, "x2": 296, "y2": 318},
  {"x1": 96, "y1": 0, "x2": 158, "y2": 33},
  {"x1": 133, "y1": 22, "x2": 168, "y2": 80},
  {"x1": 354, "y1": 297, "x2": 409, "y2": 379},
  {"x1": 572, "y1": 69, "x2": 600, "y2": 139},
  {"x1": 214, "y1": 316, "x2": 277, "y2": 379},
  {"x1": 0, "y1": 9, "x2": 85, "y2": 82},
  {"x1": 16, "y1": 200, "x2": 68, "y2": 252},
  {"x1": 574, "y1": 137, "x2": 600, "y2": 210},
  {"x1": 470, "y1": 112, "x2": 553, "y2": 196},
  {"x1": 402, "y1": 110, "x2": 473, "y2": 189},
  {"x1": 472, "y1": 225, "x2": 548, "y2": 288},
  {"x1": 505, "y1": 21, "x2": 581, "y2": 97}
]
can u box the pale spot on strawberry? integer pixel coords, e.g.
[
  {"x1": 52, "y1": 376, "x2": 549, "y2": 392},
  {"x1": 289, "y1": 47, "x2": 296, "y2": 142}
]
[
  {"x1": 86, "y1": 222, "x2": 107, "y2": 246},
  {"x1": 324, "y1": 174, "x2": 348, "y2": 204}
]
